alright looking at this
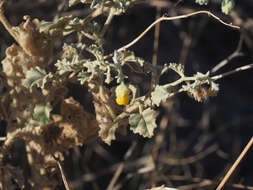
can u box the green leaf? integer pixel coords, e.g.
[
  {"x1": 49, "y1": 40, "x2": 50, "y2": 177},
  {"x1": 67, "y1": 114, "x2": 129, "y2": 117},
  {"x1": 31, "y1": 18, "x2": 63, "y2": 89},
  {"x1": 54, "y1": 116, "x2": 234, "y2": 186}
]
[
  {"x1": 55, "y1": 56, "x2": 82, "y2": 75},
  {"x1": 194, "y1": 71, "x2": 210, "y2": 81},
  {"x1": 39, "y1": 16, "x2": 73, "y2": 33},
  {"x1": 169, "y1": 63, "x2": 184, "y2": 77},
  {"x1": 221, "y1": 0, "x2": 234, "y2": 15},
  {"x1": 22, "y1": 67, "x2": 53, "y2": 91},
  {"x1": 55, "y1": 43, "x2": 87, "y2": 75},
  {"x1": 85, "y1": 44, "x2": 104, "y2": 60},
  {"x1": 129, "y1": 108, "x2": 158, "y2": 138},
  {"x1": 151, "y1": 85, "x2": 170, "y2": 106},
  {"x1": 77, "y1": 71, "x2": 92, "y2": 84},
  {"x1": 208, "y1": 81, "x2": 219, "y2": 96},
  {"x1": 33, "y1": 103, "x2": 52, "y2": 125},
  {"x1": 195, "y1": 0, "x2": 208, "y2": 5}
]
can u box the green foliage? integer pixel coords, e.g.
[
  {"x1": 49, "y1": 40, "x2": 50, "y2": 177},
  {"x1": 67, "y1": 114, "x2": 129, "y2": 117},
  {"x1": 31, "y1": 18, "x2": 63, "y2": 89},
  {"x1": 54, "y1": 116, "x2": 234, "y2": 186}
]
[
  {"x1": 0, "y1": 0, "x2": 248, "y2": 188},
  {"x1": 195, "y1": 0, "x2": 234, "y2": 14},
  {"x1": 222, "y1": 0, "x2": 234, "y2": 15},
  {"x1": 69, "y1": 0, "x2": 141, "y2": 14},
  {"x1": 22, "y1": 67, "x2": 53, "y2": 92},
  {"x1": 33, "y1": 103, "x2": 52, "y2": 125},
  {"x1": 151, "y1": 85, "x2": 170, "y2": 106},
  {"x1": 195, "y1": 0, "x2": 209, "y2": 6},
  {"x1": 129, "y1": 108, "x2": 159, "y2": 138}
]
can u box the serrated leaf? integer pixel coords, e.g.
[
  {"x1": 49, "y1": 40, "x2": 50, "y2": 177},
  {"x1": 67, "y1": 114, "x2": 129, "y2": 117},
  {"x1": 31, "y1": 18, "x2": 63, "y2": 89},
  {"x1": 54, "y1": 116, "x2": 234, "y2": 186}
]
[
  {"x1": 33, "y1": 103, "x2": 52, "y2": 125},
  {"x1": 194, "y1": 71, "x2": 209, "y2": 80},
  {"x1": 86, "y1": 44, "x2": 104, "y2": 60},
  {"x1": 195, "y1": 0, "x2": 208, "y2": 5},
  {"x1": 40, "y1": 16, "x2": 73, "y2": 33},
  {"x1": 81, "y1": 61, "x2": 100, "y2": 82},
  {"x1": 169, "y1": 63, "x2": 184, "y2": 76},
  {"x1": 208, "y1": 81, "x2": 219, "y2": 96},
  {"x1": 22, "y1": 67, "x2": 53, "y2": 91},
  {"x1": 55, "y1": 44, "x2": 87, "y2": 75},
  {"x1": 77, "y1": 71, "x2": 91, "y2": 84},
  {"x1": 221, "y1": 0, "x2": 234, "y2": 15},
  {"x1": 151, "y1": 85, "x2": 170, "y2": 106},
  {"x1": 129, "y1": 108, "x2": 158, "y2": 138},
  {"x1": 55, "y1": 56, "x2": 84, "y2": 75},
  {"x1": 123, "y1": 50, "x2": 146, "y2": 67}
]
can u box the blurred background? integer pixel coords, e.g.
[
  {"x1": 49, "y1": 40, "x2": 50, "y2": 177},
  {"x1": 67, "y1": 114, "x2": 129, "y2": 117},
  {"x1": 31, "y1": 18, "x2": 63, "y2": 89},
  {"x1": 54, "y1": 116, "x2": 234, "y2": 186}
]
[{"x1": 0, "y1": 0, "x2": 253, "y2": 189}]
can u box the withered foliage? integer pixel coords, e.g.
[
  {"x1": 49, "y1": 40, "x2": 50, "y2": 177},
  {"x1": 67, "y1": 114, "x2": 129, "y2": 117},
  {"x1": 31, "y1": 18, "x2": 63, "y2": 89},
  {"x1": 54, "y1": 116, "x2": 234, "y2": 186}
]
[{"x1": 0, "y1": 0, "x2": 244, "y2": 189}]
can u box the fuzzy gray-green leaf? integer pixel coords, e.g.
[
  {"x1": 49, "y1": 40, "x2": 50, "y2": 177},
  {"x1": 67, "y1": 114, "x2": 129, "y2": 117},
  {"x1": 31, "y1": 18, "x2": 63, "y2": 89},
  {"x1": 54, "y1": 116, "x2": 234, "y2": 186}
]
[
  {"x1": 129, "y1": 108, "x2": 158, "y2": 138},
  {"x1": 208, "y1": 81, "x2": 219, "y2": 96},
  {"x1": 33, "y1": 103, "x2": 52, "y2": 125},
  {"x1": 22, "y1": 67, "x2": 53, "y2": 91},
  {"x1": 40, "y1": 16, "x2": 73, "y2": 33},
  {"x1": 195, "y1": 0, "x2": 208, "y2": 5},
  {"x1": 169, "y1": 63, "x2": 184, "y2": 77},
  {"x1": 151, "y1": 85, "x2": 170, "y2": 106},
  {"x1": 221, "y1": 0, "x2": 234, "y2": 14}
]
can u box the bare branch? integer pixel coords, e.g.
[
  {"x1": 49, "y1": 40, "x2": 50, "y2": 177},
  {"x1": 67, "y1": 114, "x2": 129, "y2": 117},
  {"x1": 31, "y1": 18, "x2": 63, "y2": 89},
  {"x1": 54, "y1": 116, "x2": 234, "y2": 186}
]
[
  {"x1": 212, "y1": 63, "x2": 253, "y2": 81},
  {"x1": 105, "y1": 10, "x2": 240, "y2": 59},
  {"x1": 216, "y1": 137, "x2": 253, "y2": 190},
  {"x1": 211, "y1": 34, "x2": 244, "y2": 73}
]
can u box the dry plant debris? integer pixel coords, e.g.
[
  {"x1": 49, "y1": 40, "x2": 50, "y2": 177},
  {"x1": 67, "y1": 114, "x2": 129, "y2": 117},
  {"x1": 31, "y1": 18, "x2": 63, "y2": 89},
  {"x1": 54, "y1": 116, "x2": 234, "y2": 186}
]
[{"x1": 0, "y1": 0, "x2": 252, "y2": 189}]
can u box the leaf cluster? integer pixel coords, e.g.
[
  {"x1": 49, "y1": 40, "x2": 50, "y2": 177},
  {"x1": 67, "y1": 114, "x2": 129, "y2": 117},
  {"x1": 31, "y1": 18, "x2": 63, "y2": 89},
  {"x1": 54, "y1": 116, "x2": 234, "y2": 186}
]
[{"x1": 195, "y1": 0, "x2": 235, "y2": 14}]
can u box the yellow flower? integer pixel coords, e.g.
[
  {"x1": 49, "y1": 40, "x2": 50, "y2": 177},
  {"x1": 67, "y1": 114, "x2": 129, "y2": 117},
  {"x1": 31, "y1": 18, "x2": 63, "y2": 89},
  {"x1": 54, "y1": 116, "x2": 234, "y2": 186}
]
[{"x1": 115, "y1": 82, "x2": 130, "y2": 105}]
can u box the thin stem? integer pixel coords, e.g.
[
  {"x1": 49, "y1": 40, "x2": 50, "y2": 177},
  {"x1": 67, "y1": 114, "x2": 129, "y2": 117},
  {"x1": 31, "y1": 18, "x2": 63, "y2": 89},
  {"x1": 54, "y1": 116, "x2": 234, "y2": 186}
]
[
  {"x1": 216, "y1": 137, "x2": 253, "y2": 190},
  {"x1": 152, "y1": 7, "x2": 161, "y2": 67},
  {"x1": 164, "y1": 76, "x2": 196, "y2": 88},
  {"x1": 211, "y1": 63, "x2": 253, "y2": 81},
  {"x1": 104, "y1": 10, "x2": 240, "y2": 59},
  {"x1": 150, "y1": 7, "x2": 161, "y2": 91},
  {"x1": 101, "y1": 8, "x2": 115, "y2": 37},
  {"x1": 54, "y1": 157, "x2": 71, "y2": 190},
  {"x1": 0, "y1": 137, "x2": 6, "y2": 141},
  {"x1": 0, "y1": 2, "x2": 19, "y2": 44},
  {"x1": 211, "y1": 34, "x2": 244, "y2": 73}
]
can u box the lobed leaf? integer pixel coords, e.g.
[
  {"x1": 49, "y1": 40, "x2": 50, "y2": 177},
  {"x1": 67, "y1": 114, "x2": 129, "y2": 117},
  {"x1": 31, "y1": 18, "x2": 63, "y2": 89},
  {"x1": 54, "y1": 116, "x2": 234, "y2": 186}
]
[
  {"x1": 129, "y1": 108, "x2": 158, "y2": 138},
  {"x1": 151, "y1": 85, "x2": 170, "y2": 106},
  {"x1": 169, "y1": 63, "x2": 185, "y2": 77},
  {"x1": 33, "y1": 103, "x2": 52, "y2": 125},
  {"x1": 22, "y1": 67, "x2": 53, "y2": 92},
  {"x1": 40, "y1": 16, "x2": 73, "y2": 33},
  {"x1": 195, "y1": 0, "x2": 209, "y2": 5},
  {"x1": 221, "y1": 0, "x2": 234, "y2": 14}
]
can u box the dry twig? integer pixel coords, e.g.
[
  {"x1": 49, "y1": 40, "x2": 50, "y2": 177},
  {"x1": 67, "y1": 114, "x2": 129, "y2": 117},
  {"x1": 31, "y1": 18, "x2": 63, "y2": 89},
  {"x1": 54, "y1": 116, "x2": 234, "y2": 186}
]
[
  {"x1": 104, "y1": 10, "x2": 240, "y2": 59},
  {"x1": 216, "y1": 137, "x2": 253, "y2": 190}
]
